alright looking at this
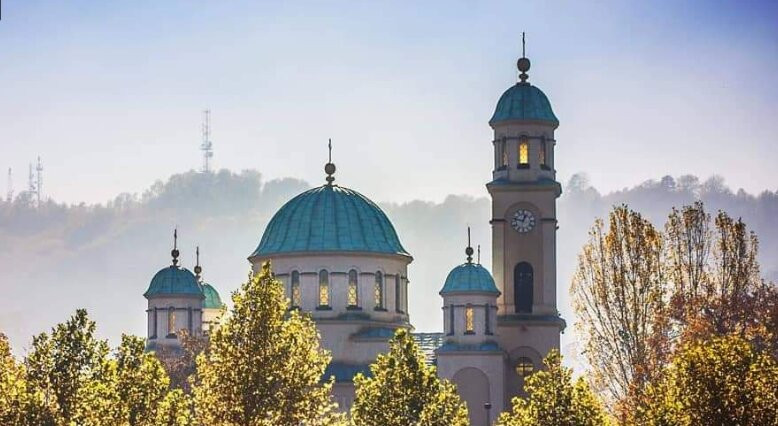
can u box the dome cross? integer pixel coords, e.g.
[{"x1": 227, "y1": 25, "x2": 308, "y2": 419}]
[
  {"x1": 325, "y1": 138, "x2": 336, "y2": 185},
  {"x1": 171, "y1": 228, "x2": 180, "y2": 267}
]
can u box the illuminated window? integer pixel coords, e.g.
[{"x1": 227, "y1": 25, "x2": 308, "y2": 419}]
[
  {"x1": 374, "y1": 272, "x2": 384, "y2": 309},
  {"x1": 539, "y1": 138, "x2": 547, "y2": 166},
  {"x1": 465, "y1": 305, "x2": 474, "y2": 333},
  {"x1": 291, "y1": 271, "x2": 301, "y2": 308},
  {"x1": 519, "y1": 141, "x2": 529, "y2": 166},
  {"x1": 167, "y1": 307, "x2": 176, "y2": 337},
  {"x1": 318, "y1": 270, "x2": 329, "y2": 307},
  {"x1": 348, "y1": 269, "x2": 359, "y2": 307},
  {"x1": 516, "y1": 357, "x2": 534, "y2": 377}
]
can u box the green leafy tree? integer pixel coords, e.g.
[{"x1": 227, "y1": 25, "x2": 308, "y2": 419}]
[
  {"x1": 24, "y1": 309, "x2": 112, "y2": 424},
  {"x1": 116, "y1": 334, "x2": 171, "y2": 425},
  {"x1": 497, "y1": 350, "x2": 609, "y2": 426},
  {"x1": 192, "y1": 262, "x2": 342, "y2": 425},
  {"x1": 155, "y1": 389, "x2": 194, "y2": 426},
  {"x1": 0, "y1": 332, "x2": 51, "y2": 425},
  {"x1": 638, "y1": 334, "x2": 778, "y2": 426},
  {"x1": 350, "y1": 328, "x2": 469, "y2": 426}
]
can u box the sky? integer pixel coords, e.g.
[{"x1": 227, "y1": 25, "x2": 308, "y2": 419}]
[{"x1": 1, "y1": 0, "x2": 776, "y2": 206}]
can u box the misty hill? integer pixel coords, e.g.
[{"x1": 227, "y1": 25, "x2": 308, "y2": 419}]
[{"x1": 1, "y1": 170, "x2": 776, "y2": 363}]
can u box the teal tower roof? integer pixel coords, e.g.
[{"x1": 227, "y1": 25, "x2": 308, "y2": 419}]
[
  {"x1": 489, "y1": 83, "x2": 558, "y2": 126},
  {"x1": 144, "y1": 266, "x2": 203, "y2": 298},
  {"x1": 489, "y1": 36, "x2": 558, "y2": 126},
  {"x1": 251, "y1": 184, "x2": 409, "y2": 258},
  {"x1": 440, "y1": 262, "x2": 500, "y2": 295},
  {"x1": 202, "y1": 283, "x2": 223, "y2": 309},
  {"x1": 440, "y1": 232, "x2": 500, "y2": 295}
]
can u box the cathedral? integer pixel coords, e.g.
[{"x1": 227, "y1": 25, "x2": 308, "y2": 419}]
[{"x1": 142, "y1": 47, "x2": 565, "y2": 425}]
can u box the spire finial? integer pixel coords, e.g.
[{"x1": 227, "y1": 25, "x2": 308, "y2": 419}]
[
  {"x1": 194, "y1": 246, "x2": 202, "y2": 279},
  {"x1": 171, "y1": 228, "x2": 180, "y2": 267},
  {"x1": 324, "y1": 138, "x2": 336, "y2": 185},
  {"x1": 517, "y1": 32, "x2": 531, "y2": 84},
  {"x1": 465, "y1": 226, "x2": 474, "y2": 264},
  {"x1": 477, "y1": 244, "x2": 481, "y2": 264}
]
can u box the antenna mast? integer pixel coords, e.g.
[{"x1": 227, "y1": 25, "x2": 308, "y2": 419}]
[
  {"x1": 35, "y1": 156, "x2": 43, "y2": 205},
  {"x1": 201, "y1": 109, "x2": 214, "y2": 173},
  {"x1": 6, "y1": 168, "x2": 12, "y2": 203},
  {"x1": 28, "y1": 163, "x2": 36, "y2": 198}
]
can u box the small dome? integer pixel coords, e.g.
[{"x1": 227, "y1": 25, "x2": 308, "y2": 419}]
[
  {"x1": 202, "y1": 283, "x2": 223, "y2": 309},
  {"x1": 490, "y1": 83, "x2": 558, "y2": 126},
  {"x1": 440, "y1": 263, "x2": 500, "y2": 295},
  {"x1": 251, "y1": 185, "x2": 409, "y2": 258},
  {"x1": 144, "y1": 266, "x2": 203, "y2": 298}
]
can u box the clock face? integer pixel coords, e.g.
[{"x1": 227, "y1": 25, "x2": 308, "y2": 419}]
[{"x1": 511, "y1": 209, "x2": 536, "y2": 233}]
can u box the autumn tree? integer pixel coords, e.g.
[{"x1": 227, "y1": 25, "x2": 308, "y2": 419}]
[
  {"x1": 665, "y1": 202, "x2": 776, "y2": 349},
  {"x1": 638, "y1": 334, "x2": 778, "y2": 426},
  {"x1": 571, "y1": 205, "x2": 670, "y2": 413},
  {"x1": 192, "y1": 262, "x2": 342, "y2": 425},
  {"x1": 497, "y1": 350, "x2": 609, "y2": 426},
  {"x1": 350, "y1": 328, "x2": 469, "y2": 426},
  {"x1": 115, "y1": 334, "x2": 171, "y2": 425},
  {"x1": 155, "y1": 330, "x2": 208, "y2": 393}
]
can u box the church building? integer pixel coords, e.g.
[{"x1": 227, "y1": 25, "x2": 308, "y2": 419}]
[{"x1": 142, "y1": 46, "x2": 565, "y2": 425}]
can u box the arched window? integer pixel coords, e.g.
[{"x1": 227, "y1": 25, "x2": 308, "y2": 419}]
[
  {"x1": 514, "y1": 262, "x2": 533, "y2": 313},
  {"x1": 374, "y1": 271, "x2": 384, "y2": 310},
  {"x1": 167, "y1": 306, "x2": 176, "y2": 337},
  {"x1": 518, "y1": 139, "x2": 529, "y2": 167},
  {"x1": 539, "y1": 137, "x2": 547, "y2": 167},
  {"x1": 395, "y1": 274, "x2": 402, "y2": 313},
  {"x1": 348, "y1": 269, "x2": 359, "y2": 307},
  {"x1": 318, "y1": 270, "x2": 330, "y2": 307},
  {"x1": 291, "y1": 271, "x2": 301, "y2": 308},
  {"x1": 465, "y1": 305, "x2": 475, "y2": 334},
  {"x1": 502, "y1": 139, "x2": 509, "y2": 168},
  {"x1": 516, "y1": 357, "x2": 535, "y2": 377}
]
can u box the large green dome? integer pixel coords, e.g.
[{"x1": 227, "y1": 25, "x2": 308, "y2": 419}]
[
  {"x1": 144, "y1": 266, "x2": 203, "y2": 298},
  {"x1": 251, "y1": 185, "x2": 409, "y2": 258},
  {"x1": 490, "y1": 83, "x2": 558, "y2": 126},
  {"x1": 440, "y1": 263, "x2": 500, "y2": 295}
]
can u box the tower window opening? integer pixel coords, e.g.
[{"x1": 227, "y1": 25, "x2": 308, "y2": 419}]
[
  {"x1": 291, "y1": 270, "x2": 301, "y2": 308},
  {"x1": 514, "y1": 262, "x2": 534, "y2": 313},
  {"x1": 485, "y1": 304, "x2": 492, "y2": 335},
  {"x1": 318, "y1": 270, "x2": 330, "y2": 307},
  {"x1": 518, "y1": 140, "x2": 529, "y2": 168},
  {"x1": 516, "y1": 357, "x2": 535, "y2": 377},
  {"x1": 395, "y1": 274, "x2": 402, "y2": 313},
  {"x1": 498, "y1": 138, "x2": 508, "y2": 170},
  {"x1": 374, "y1": 271, "x2": 384, "y2": 310},
  {"x1": 167, "y1": 307, "x2": 176, "y2": 338},
  {"x1": 465, "y1": 305, "x2": 475, "y2": 334},
  {"x1": 448, "y1": 304, "x2": 455, "y2": 335},
  {"x1": 347, "y1": 269, "x2": 359, "y2": 307},
  {"x1": 539, "y1": 138, "x2": 547, "y2": 168}
]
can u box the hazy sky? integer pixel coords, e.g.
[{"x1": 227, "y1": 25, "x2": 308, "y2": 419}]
[{"x1": 1, "y1": 0, "x2": 777, "y2": 205}]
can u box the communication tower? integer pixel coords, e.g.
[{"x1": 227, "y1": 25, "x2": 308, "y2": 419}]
[
  {"x1": 36, "y1": 156, "x2": 43, "y2": 205},
  {"x1": 6, "y1": 168, "x2": 12, "y2": 203},
  {"x1": 201, "y1": 110, "x2": 214, "y2": 173}
]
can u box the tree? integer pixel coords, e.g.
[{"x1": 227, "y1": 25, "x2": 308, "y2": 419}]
[
  {"x1": 155, "y1": 389, "x2": 194, "y2": 426},
  {"x1": 0, "y1": 333, "x2": 49, "y2": 425},
  {"x1": 154, "y1": 330, "x2": 208, "y2": 393},
  {"x1": 115, "y1": 334, "x2": 171, "y2": 425},
  {"x1": 571, "y1": 205, "x2": 670, "y2": 413},
  {"x1": 350, "y1": 328, "x2": 469, "y2": 426},
  {"x1": 192, "y1": 262, "x2": 342, "y2": 425},
  {"x1": 496, "y1": 350, "x2": 609, "y2": 426},
  {"x1": 24, "y1": 309, "x2": 112, "y2": 424},
  {"x1": 665, "y1": 202, "x2": 775, "y2": 348},
  {"x1": 638, "y1": 335, "x2": 778, "y2": 426}
]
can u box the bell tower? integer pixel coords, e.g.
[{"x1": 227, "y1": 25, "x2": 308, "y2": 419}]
[{"x1": 487, "y1": 35, "x2": 565, "y2": 401}]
